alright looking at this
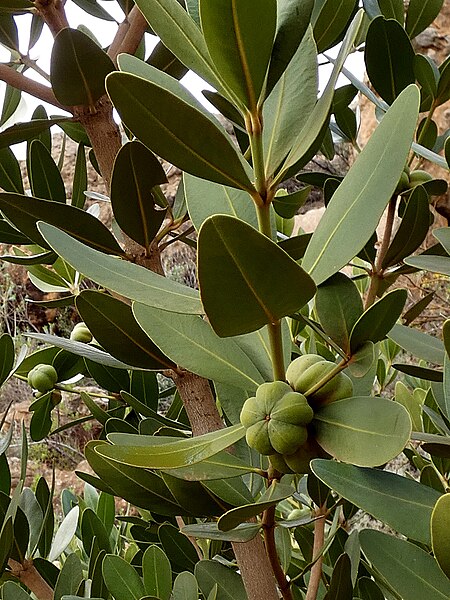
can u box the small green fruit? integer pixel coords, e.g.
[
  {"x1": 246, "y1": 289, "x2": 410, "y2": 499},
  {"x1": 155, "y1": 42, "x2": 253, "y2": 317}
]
[
  {"x1": 70, "y1": 322, "x2": 93, "y2": 343},
  {"x1": 269, "y1": 453, "x2": 293, "y2": 474},
  {"x1": 394, "y1": 171, "x2": 410, "y2": 194},
  {"x1": 28, "y1": 364, "x2": 58, "y2": 393},
  {"x1": 240, "y1": 381, "x2": 314, "y2": 455},
  {"x1": 409, "y1": 169, "x2": 433, "y2": 187},
  {"x1": 286, "y1": 354, "x2": 353, "y2": 407},
  {"x1": 287, "y1": 507, "x2": 312, "y2": 521},
  {"x1": 284, "y1": 438, "x2": 327, "y2": 474}
]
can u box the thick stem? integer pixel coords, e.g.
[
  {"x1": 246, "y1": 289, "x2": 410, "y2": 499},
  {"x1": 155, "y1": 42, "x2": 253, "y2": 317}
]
[
  {"x1": 365, "y1": 195, "x2": 397, "y2": 309},
  {"x1": 8, "y1": 559, "x2": 53, "y2": 600},
  {"x1": 248, "y1": 112, "x2": 266, "y2": 197},
  {"x1": 108, "y1": 5, "x2": 148, "y2": 65},
  {"x1": 34, "y1": 0, "x2": 70, "y2": 36},
  {"x1": 75, "y1": 96, "x2": 122, "y2": 191},
  {"x1": 305, "y1": 506, "x2": 327, "y2": 600},
  {"x1": 263, "y1": 505, "x2": 293, "y2": 600}
]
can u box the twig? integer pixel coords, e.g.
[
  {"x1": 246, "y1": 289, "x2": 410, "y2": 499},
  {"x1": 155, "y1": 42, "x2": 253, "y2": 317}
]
[
  {"x1": 262, "y1": 505, "x2": 293, "y2": 600},
  {"x1": 0, "y1": 64, "x2": 66, "y2": 110},
  {"x1": 108, "y1": 5, "x2": 148, "y2": 66},
  {"x1": 305, "y1": 504, "x2": 327, "y2": 600}
]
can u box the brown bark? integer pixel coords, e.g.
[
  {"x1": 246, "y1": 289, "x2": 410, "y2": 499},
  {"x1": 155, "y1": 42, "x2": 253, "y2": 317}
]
[
  {"x1": 34, "y1": 0, "x2": 70, "y2": 37},
  {"x1": 108, "y1": 5, "x2": 148, "y2": 66},
  {"x1": 8, "y1": 559, "x2": 53, "y2": 600},
  {"x1": 0, "y1": 64, "x2": 65, "y2": 109}
]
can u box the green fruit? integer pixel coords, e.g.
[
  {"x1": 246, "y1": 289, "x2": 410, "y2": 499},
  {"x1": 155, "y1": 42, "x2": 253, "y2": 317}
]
[
  {"x1": 28, "y1": 364, "x2": 58, "y2": 393},
  {"x1": 269, "y1": 453, "x2": 293, "y2": 474},
  {"x1": 409, "y1": 169, "x2": 433, "y2": 187},
  {"x1": 287, "y1": 507, "x2": 312, "y2": 521},
  {"x1": 70, "y1": 322, "x2": 93, "y2": 343},
  {"x1": 256, "y1": 381, "x2": 293, "y2": 414},
  {"x1": 394, "y1": 171, "x2": 410, "y2": 194},
  {"x1": 240, "y1": 381, "x2": 314, "y2": 455},
  {"x1": 268, "y1": 420, "x2": 308, "y2": 454},
  {"x1": 284, "y1": 438, "x2": 326, "y2": 474},
  {"x1": 286, "y1": 354, "x2": 353, "y2": 407},
  {"x1": 246, "y1": 421, "x2": 275, "y2": 455}
]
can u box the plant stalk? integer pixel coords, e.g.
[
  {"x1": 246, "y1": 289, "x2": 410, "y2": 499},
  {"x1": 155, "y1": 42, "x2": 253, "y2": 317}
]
[
  {"x1": 263, "y1": 505, "x2": 293, "y2": 600},
  {"x1": 365, "y1": 195, "x2": 397, "y2": 309},
  {"x1": 305, "y1": 505, "x2": 327, "y2": 600},
  {"x1": 304, "y1": 358, "x2": 348, "y2": 397}
]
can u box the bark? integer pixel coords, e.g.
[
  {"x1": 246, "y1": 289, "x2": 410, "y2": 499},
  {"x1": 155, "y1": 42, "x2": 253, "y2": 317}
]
[{"x1": 8, "y1": 559, "x2": 53, "y2": 600}]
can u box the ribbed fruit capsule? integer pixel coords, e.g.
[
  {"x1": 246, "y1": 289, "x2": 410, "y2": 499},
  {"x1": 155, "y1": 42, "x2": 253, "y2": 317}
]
[
  {"x1": 28, "y1": 364, "x2": 58, "y2": 393},
  {"x1": 70, "y1": 322, "x2": 93, "y2": 343},
  {"x1": 286, "y1": 354, "x2": 353, "y2": 407}
]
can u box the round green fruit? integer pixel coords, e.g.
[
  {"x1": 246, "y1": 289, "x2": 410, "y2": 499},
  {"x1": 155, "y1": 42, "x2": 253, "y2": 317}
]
[
  {"x1": 240, "y1": 381, "x2": 314, "y2": 455},
  {"x1": 70, "y1": 322, "x2": 93, "y2": 343},
  {"x1": 286, "y1": 354, "x2": 353, "y2": 407},
  {"x1": 28, "y1": 364, "x2": 58, "y2": 393},
  {"x1": 269, "y1": 453, "x2": 293, "y2": 474},
  {"x1": 409, "y1": 169, "x2": 433, "y2": 187},
  {"x1": 284, "y1": 438, "x2": 327, "y2": 474},
  {"x1": 394, "y1": 171, "x2": 410, "y2": 194}
]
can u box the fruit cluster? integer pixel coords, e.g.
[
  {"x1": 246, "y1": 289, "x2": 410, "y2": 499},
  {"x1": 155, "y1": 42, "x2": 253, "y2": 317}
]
[
  {"x1": 395, "y1": 167, "x2": 432, "y2": 194},
  {"x1": 27, "y1": 364, "x2": 58, "y2": 393},
  {"x1": 240, "y1": 354, "x2": 353, "y2": 473}
]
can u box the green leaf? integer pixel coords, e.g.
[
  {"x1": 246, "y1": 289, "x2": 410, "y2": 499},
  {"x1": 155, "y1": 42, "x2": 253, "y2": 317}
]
[
  {"x1": 365, "y1": 17, "x2": 415, "y2": 105},
  {"x1": 48, "y1": 506, "x2": 79, "y2": 562},
  {"x1": 324, "y1": 553, "x2": 353, "y2": 600},
  {"x1": 404, "y1": 254, "x2": 450, "y2": 276},
  {"x1": 395, "y1": 381, "x2": 423, "y2": 432},
  {"x1": 202, "y1": 476, "x2": 254, "y2": 507},
  {"x1": 263, "y1": 26, "x2": 318, "y2": 177},
  {"x1": 0, "y1": 193, "x2": 123, "y2": 255},
  {"x1": 107, "y1": 63, "x2": 253, "y2": 192},
  {"x1": 349, "y1": 289, "x2": 407, "y2": 353},
  {"x1": 381, "y1": 186, "x2": 430, "y2": 268},
  {"x1": 0, "y1": 333, "x2": 14, "y2": 387},
  {"x1": 314, "y1": 396, "x2": 411, "y2": 466},
  {"x1": 0, "y1": 0, "x2": 33, "y2": 10},
  {"x1": 431, "y1": 493, "x2": 450, "y2": 578},
  {"x1": 28, "y1": 140, "x2": 66, "y2": 202},
  {"x1": 198, "y1": 215, "x2": 316, "y2": 337},
  {"x1": 38, "y1": 223, "x2": 203, "y2": 315},
  {"x1": 406, "y1": 0, "x2": 444, "y2": 39},
  {"x1": 0, "y1": 147, "x2": 23, "y2": 193},
  {"x1": 26, "y1": 333, "x2": 134, "y2": 370},
  {"x1": 277, "y1": 10, "x2": 364, "y2": 180},
  {"x1": 356, "y1": 576, "x2": 384, "y2": 600},
  {"x1": 184, "y1": 173, "x2": 258, "y2": 232},
  {"x1": 265, "y1": 0, "x2": 314, "y2": 96},
  {"x1": 133, "y1": 303, "x2": 264, "y2": 390},
  {"x1": 0, "y1": 516, "x2": 13, "y2": 574},
  {"x1": 311, "y1": 459, "x2": 440, "y2": 544},
  {"x1": 434, "y1": 227, "x2": 450, "y2": 255},
  {"x1": 71, "y1": 143, "x2": 87, "y2": 209},
  {"x1": 200, "y1": 0, "x2": 277, "y2": 110},
  {"x1": 195, "y1": 560, "x2": 247, "y2": 600},
  {"x1": 302, "y1": 84, "x2": 419, "y2": 284},
  {"x1": 360, "y1": 530, "x2": 450, "y2": 600},
  {"x1": 147, "y1": 40, "x2": 188, "y2": 80},
  {"x1": 0, "y1": 14, "x2": 18, "y2": 49},
  {"x1": 111, "y1": 141, "x2": 167, "y2": 248},
  {"x1": 98, "y1": 425, "x2": 245, "y2": 469},
  {"x1": 172, "y1": 571, "x2": 198, "y2": 600},
  {"x1": 50, "y1": 28, "x2": 115, "y2": 106},
  {"x1": 414, "y1": 54, "x2": 439, "y2": 100},
  {"x1": 1, "y1": 581, "x2": 33, "y2": 600},
  {"x1": 164, "y1": 451, "x2": 259, "y2": 481},
  {"x1": 378, "y1": 0, "x2": 405, "y2": 22},
  {"x1": 81, "y1": 507, "x2": 111, "y2": 555},
  {"x1": 133, "y1": 0, "x2": 222, "y2": 90},
  {"x1": 218, "y1": 482, "x2": 294, "y2": 532},
  {"x1": 313, "y1": 0, "x2": 358, "y2": 53},
  {"x1": 315, "y1": 272, "x2": 363, "y2": 353},
  {"x1": 158, "y1": 523, "x2": 199, "y2": 572},
  {"x1": 0, "y1": 117, "x2": 72, "y2": 149},
  {"x1": 83, "y1": 441, "x2": 185, "y2": 516},
  {"x1": 142, "y1": 545, "x2": 172, "y2": 600},
  {"x1": 0, "y1": 80, "x2": 21, "y2": 127},
  {"x1": 183, "y1": 521, "x2": 261, "y2": 543},
  {"x1": 103, "y1": 554, "x2": 145, "y2": 600},
  {"x1": 76, "y1": 290, "x2": 174, "y2": 370},
  {"x1": 54, "y1": 553, "x2": 83, "y2": 600},
  {"x1": 388, "y1": 323, "x2": 445, "y2": 365}
]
